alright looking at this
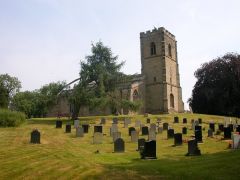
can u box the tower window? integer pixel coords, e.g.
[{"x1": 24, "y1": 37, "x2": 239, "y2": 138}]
[
  {"x1": 168, "y1": 44, "x2": 172, "y2": 58},
  {"x1": 150, "y1": 42, "x2": 156, "y2": 55},
  {"x1": 170, "y1": 93, "x2": 174, "y2": 108}
]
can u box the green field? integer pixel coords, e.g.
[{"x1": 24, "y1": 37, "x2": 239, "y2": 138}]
[{"x1": 0, "y1": 113, "x2": 240, "y2": 179}]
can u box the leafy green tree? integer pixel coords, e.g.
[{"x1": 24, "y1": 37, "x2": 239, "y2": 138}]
[
  {"x1": 0, "y1": 74, "x2": 21, "y2": 108},
  {"x1": 188, "y1": 53, "x2": 240, "y2": 116}
]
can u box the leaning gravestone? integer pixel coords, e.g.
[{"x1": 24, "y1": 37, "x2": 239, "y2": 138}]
[
  {"x1": 129, "y1": 127, "x2": 136, "y2": 136},
  {"x1": 100, "y1": 118, "x2": 106, "y2": 125},
  {"x1": 112, "y1": 132, "x2": 121, "y2": 142},
  {"x1": 224, "y1": 127, "x2": 231, "y2": 139},
  {"x1": 232, "y1": 134, "x2": 240, "y2": 149},
  {"x1": 94, "y1": 125, "x2": 103, "y2": 133},
  {"x1": 140, "y1": 140, "x2": 157, "y2": 159},
  {"x1": 30, "y1": 129, "x2": 40, "y2": 144},
  {"x1": 208, "y1": 129, "x2": 213, "y2": 137},
  {"x1": 163, "y1": 123, "x2": 168, "y2": 130},
  {"x1": 56, "y1": 120, "x2": 62, "y2": 128},
  {"x1": 142, "y1": 126, "x2": 149, "y2": 135},
  {"x1": 74, "y1": 120, "x2": 79, "y2": 128},
  {"x1": 82, "y1": 124, "x2": 89, "y2": 133},
  {"x1": 174, "y1": 133, "x2": 182, "y2": 146},
  {"x1": 131, "y1": 131, "x2": 138, "y2": 142},
  {"x1": 76, "y1": 127, "x2": 84, "y2": 137},
  {"x1": 158, "y1": 127, "x2": 163, "y2": 134},
  {"x1": 209, "y1": 122, "x2": 215, "y2": 132},
  {"x1": 138, "y1": 138, "x2": 145, "y2": 151},
  {"x1": 186, "y1": 139, "x2": 201, "y2": 156},
  {"x1": 174, "y1": 116, "x2": 179, "y2": 123},
  {"x1": 167, "y1": 129, "x2": 174, "y2": 139},
  {"x1": 65, "y1": 124, "x2": 71, "y2": 133},
  {"x1": 135, "y1": 120, "x2": 141, "y2": 127},
  {"x1": 183, "y1": 118, "x2": 187, "y2": 124},
  {"x1": 182, "y1": 127, "x2": 187, "y2": 134},
  {"x1": 148, "y1": 129, "x2": 156, "y2": 141},
  {"x1": 114, "y1": 138, "x2": 125, "y2": 152},
  {"x1": 93, "y1": 132, "x2": 103, "y2": 144}
]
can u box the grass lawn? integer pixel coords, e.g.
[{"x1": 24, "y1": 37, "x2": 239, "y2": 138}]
[{"x1": 0, "y1": 113, "x2": 240, "y2": 179}]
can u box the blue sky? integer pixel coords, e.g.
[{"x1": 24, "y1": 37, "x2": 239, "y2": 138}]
[{"x1": 1, "y1": 0, "x2": 240, "y2": 109}]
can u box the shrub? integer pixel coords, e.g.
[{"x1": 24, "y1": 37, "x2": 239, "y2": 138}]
[{"x1": 0, "y1": 109, "x2": 26, "y2": 127}]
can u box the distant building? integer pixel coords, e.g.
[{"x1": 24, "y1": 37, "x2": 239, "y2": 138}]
[{"x1": 47, "y1": 27, "x2": 184, "y2": 116}]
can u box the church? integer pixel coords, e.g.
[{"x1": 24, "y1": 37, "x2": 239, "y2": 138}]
[{"x1": 48, "y1": 27, "x2": 184, "y2": 116}]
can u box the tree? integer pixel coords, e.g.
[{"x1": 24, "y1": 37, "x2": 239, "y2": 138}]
[
  {"x1": 188, "y1": 53, "x2": 240, "y2": 116},
  {"x1": 0, "y1": 74, "x2": 21, "y2": 108}
]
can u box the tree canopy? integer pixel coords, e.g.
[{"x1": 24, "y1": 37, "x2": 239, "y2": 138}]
[{"x1": 188, "y1": 53, "x2": 240, "y2": 117}]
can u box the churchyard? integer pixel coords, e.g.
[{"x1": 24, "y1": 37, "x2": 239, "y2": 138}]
[{"x1": 1, "y1": 113, "x2": 240, "y2": 179}]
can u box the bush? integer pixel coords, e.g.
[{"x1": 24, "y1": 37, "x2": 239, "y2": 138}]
[{"x1": 0, "y1": 109, "x2": 26, "y2": 127}]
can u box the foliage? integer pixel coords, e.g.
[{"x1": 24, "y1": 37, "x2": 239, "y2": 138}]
[
  {"x1": 189, "y1": 53, "x2": 240, "y2": 116},
  {"x1": 0, "y1": 108, "x2": 26, "y2": 127},
  {"x1": 0, "y1": 74, "x2": 21, "y2": 108}
]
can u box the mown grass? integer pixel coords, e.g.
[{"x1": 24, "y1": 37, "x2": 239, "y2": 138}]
[{"x1": 0, "y1": 113, "x2": 239, "y2": 179}]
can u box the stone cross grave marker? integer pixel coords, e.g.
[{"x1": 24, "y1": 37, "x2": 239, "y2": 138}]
[
  {"x1": 56, "y1": 120, "x2": 62, "y2": 128},
  {"x1": 76, "y1": 127, "x2": 84, "y2": 137},
  {"x1": 140, "y1": 140, "x2": 157, "y2": 159},
  {"x1": 131, "y1": 131, "x2": 138, "y2": 143},
  {"x1": 93, "y1": 132, "x2": 103, "y2": 144},
  {"x1": 30, "y1": 129, "x2": 40, "y2": 144},
  {"x1": 114, "y1": 138, "x2": 125, "y2": 152},
  {"x1": 65, "y1": 124, "x2": 71, "y2": 133}
]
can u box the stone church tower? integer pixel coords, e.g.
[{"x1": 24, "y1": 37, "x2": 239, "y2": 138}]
[{"x1": 140, "y1": 27, "x2": 184, "y2": 113}]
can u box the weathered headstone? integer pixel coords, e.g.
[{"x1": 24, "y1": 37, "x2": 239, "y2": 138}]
[
  {"x1": 174, "y1": 116, "x2": 179, "y2": 123},
  {"x1": 114, "y1": 138, "x2": 125, "y2": 152},
  {"x1": 100, "y1": 118, "x2": 106, "y2": 124},
  {"x1": 142, "y1": 126, "x2": 149, "y2": 135},
  {"x1": 140, "y1": 140, "x2": 157, "y2": 159},
  {"x1": 163, "y1": 123, "x2": 168, "y2": 130},
  {"x1": 209, "y1": 123, "x2": 215, "y2": 132},
  {"x1": 174, "y1": 133, "x2": 182, "y2": 146},
  {"x1": 186, "y1": 139, "x2": 201, "y2": 156},
  {"x1": 30, "y1": 129, "x2": 40, "y2": 144},
  {"x1": 112, "y1": 132, "x2": 121, "y2": 142},
  {"x1": 195, "y1": 129, "x2": 202, "y2": 142},
  {"x1": 218, "y1": 124, "x2": 224, "y2": 131},
  {"x1": 148, "y1": 129, "x2": 156, "y2": 141},
  {"x1": 146, "y1": 118, "x2": 150, "y2": 124},
  {"x1": 150, "y1": 123, "x2": 156, "y2": 131},
  {"x1": 224, "y1": 127, "x2": 231, "y2": 139},
  {"x1": 167, "y1": 129, "x2": 174, "y2": 139},
  {"x1": 135, "y1": 120, "x2": 141, "y2": 127},
  {"x1": 158, "y1": 127, "x2": 163, "y2": 134},
  {"x1": 128, "y1": 127, "x2": 136, "y2": 136},
  {"x1": 183, "y1": 118, "x2": 187, "y2": 124},
  {"x1": 138, "y1": 138, "x2": 145, "y2": 151},
  {"x1": 182, "y1": 127, "x2": 187, "y2": 134},
  {"x1": 82, "y1": 124, "x2": 89, "y2": 133},
  {"x1": 110, "y1": 124, "x2": 118, "y2": 136},
  {"x1": 93, "y1": 132, "x2": 103, "y2": 144},
  {"x1": 56, "y1": 120, "x2": 62, "y2": 128},
  {"x1": 208, "y1": 129, "x2": 213, "y2": 137},
  {"x1": 76, "y1": 127, "x2": 84, "y2": 137},
  {"x1": 112, "y1": 118, "x2": 118, "y2": 124},
  {"x1": 65, "y1": 124, "x2": 71, "y2": 133},
  {"x1": 198, "y1": 118, "x2": 202, "y2": 124},
  {"x1": 131, "y1": 131, "x2": 138, "y2": 142},
  {"x1": 74, "y1": 120, "x2": 79, "y2": 128},
  {"x1": 94, "y1": 125, "x2": 103, "y2": 133},
  {"x1": 232, "y1": 134, "x2": 240, "y2": 149}
]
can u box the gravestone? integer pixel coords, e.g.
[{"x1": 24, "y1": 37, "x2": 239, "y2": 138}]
[
  {"x1": 94, "y1": 125, "x2": 103, "y2": 133},
  {"x1": 232, "y1": 134, "x2": 240, "y2": 149},
  {"x1": 82, "y1": 124, "x2": 89, "y2": 133},
  {"x1": 76, "y1": 127, "x2": 84, "y2": 137},
  {"x1": 131, "y1": 131, "x2": 138, "y2": 142},
  {"x1": 110, "y1": 124, "x2": 118, "y2": 136},
  {"x1": 56, "y1": 120, "x2": 62, "y2": 128},
  {"x1": 195, "y1": 120, "x2": 199, "y2": 126},
  {"x1": 150, "y1": 123, "x2": 156, "y2": 131},
  {"x1": 93, "y1": 132, "x2": 103, "y2": 144},
  {"x1": 30, "y1": 129, "x2": 40, "y2": 144},
  {"x1": 138, "y1": 138, "x2": 145, "y2": 151},
  {"x1": 183, "y1": 118, "x2": 187, "y2": 124},
  {"x1": 195, "y1": 129, "x2": 202, "y2": 142},
  {"x1": 74, "y1": 119, "x2": 79, "y2": 128},
  {"x1": 112, "y1": 132, "x2": 121, "y2": 142},
  {"x1": 182, "y1": 127, "x2": 187, "y2": 134},
  {"x1": 140, "y1": 140, "x2": 157, "y2": 159},
  {"x1": 208, "y1": 129, "x2": 213, "y2": 137},
  {"x1": 224, "y1": 127, "x2": 231, "y2": 139},
  {"x1": 112, "y1": 118, "x2": 118, "y2": 124},
  {"x1": 236, "y1": 126, "x2": 240, "y2": 133},
  {"x1": 65, "y1": 124, "x2": 71, "y2": 133},
  {"x1": 195, "y1": 125, "x2": 202, "y2": 132},
  {"x1": 100, "y1": 118, "x2": 106, "y2": 124},
  {"x1": 158, "y1": 127, "x2": 163, "y2": 134},
  {"x1": 114, "y1": 138, "x2": 125, "y2": 152},
  {"x1": 174, "y1": 116, "x2": 179, "y2": 123},
  {"x1": 191, "y1": 119, "x2": 194, "y2": 124},
  {"x1": 146, "y1": 118, "x2": 151, "y2": 124},
  {"x1": 186, "y1": 139, "x2": 201, "y2": 156},
  {"x1": 128, "y1": 127, "x2": 136, "y2": 136},
  {"x1": 167, "y1": 129, "x2": 174, "y2": 139},
  {"x1": 163, "y1": 123, "x2": 168, "y2": 130},
  {"x1": 135, "y1": 120, "x2": 141, "y2": 127},
  {"x1": 218, "y1": 124, "x2": 224, "y2": 131},
  {"x1": 209, "y1": 123, "x2": 215, "y2": 132},
  {"x1": 174, "y1": 133, "x2": 183, "y2": 146},
  {"x1": 228, "y1": 124, "x2": 234, "y2": 132},
  {"x1": 198, "y1": 118, "x2": 202, "y2": 124},
  {"x1": 142, "y1": 126, "x2": 149, "y2": 135},
  {"x1": 148, "y1": 129, "x2": 156, "y2": 141}
]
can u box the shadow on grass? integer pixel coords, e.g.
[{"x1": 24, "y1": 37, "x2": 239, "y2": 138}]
[{"x1": 89, "y1": 150, "x2": 240, "y2": 180}]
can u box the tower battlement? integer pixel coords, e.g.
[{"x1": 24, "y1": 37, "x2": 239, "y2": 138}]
[{"x1": 140, "y1": 27, "x2": 175, "y2": 40}]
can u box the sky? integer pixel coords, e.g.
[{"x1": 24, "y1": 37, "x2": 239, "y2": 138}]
[{"x1": 1, "y1": 0, "x2": 240, "y2": 110}]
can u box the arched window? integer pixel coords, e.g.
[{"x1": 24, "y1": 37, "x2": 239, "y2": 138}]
[
  {"x1": 170, "y1": 94, "x2": 174, "y2": 108},
  {"x1": 168, "y1": 44, "x2": 172, "y2": 58},
  {"x1": 133, "y1": 90, "x2": 139, "y2": 101},
  {"x1": 150, "y1": 42, "x2": 156, "y2": 55}
]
